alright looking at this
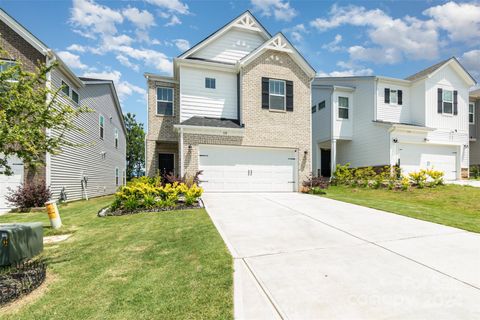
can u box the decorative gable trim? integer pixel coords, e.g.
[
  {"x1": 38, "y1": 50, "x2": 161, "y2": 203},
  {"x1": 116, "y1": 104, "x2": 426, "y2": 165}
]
[
  {"x1": 239, "y1": 33, "x2": 316, "y2": 79},
  {"x1": 178, "y1": 11, "x2": 270, "y2": 59}
]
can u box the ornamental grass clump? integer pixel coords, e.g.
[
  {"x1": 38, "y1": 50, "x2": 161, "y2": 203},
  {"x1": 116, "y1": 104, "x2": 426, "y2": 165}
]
[{"x1": 110, "y1": 176, "x2": 203, "y2": 213}]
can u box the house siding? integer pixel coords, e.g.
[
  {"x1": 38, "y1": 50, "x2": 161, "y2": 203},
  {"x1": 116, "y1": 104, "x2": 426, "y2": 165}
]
[
  {"x1": 192, "y1": 28, "x2": 265, "y2": 64},
  {"x1": 181, "y1": 50, "x2": 312, "y2": 189},
  {"x1": 470, "y1": 99, "x2": 480, "y2": 165},
  {"x1": 50, "y1": 71, "x2": 126, "y2": 201},
  {"x1": 376, "y1": 81, "x2": 411, "y2": 124},
  {"x1": 179, "y1": 66, "x2": 238, "y2": 121}
]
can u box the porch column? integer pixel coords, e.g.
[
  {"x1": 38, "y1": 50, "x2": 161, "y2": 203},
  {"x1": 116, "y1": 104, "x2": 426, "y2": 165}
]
[
  {"x1": 331, "y1": 139, "x2": 337, "y2": 176},
  {"x1": 179, "y1": 127, "x2": 184, "y2": 177}
]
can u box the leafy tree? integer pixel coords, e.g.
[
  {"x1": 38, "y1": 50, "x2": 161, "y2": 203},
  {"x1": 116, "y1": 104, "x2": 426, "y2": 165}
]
[
  {"x1": 125, "y1": 112, "x2": 145, "y2": 179},
  {"x1": 0, "y1": 56, "x2": 89, "y2": 175}
]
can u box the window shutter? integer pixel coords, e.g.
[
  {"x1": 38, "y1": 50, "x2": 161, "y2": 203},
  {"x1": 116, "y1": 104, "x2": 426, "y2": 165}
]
[
  {"x1": 398, "y1": 90, "x2": 403, "y2": 105},
  {"x1": 261, "y1": 77, "x2": 269, "y2": 109},
  {"x1": 286, "y1": 80, "x2": 293, "y2": 111},
  {"x1": 437, "y1": 88, "x2": 443, "y2": 113},
  {"x1": 453, "y1": 90, "x2": 458, "y2": 115},
  {"x1": 384, "y1": 88, "x2": 390, "y2": 104}
]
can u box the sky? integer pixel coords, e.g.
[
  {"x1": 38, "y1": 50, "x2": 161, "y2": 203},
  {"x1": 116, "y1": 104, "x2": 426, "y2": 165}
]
[{"x1": 1, "y1": 0, "x2": 479, "y2": 126}]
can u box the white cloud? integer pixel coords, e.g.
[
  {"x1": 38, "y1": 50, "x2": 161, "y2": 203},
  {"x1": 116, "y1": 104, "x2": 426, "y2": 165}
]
[
  {"x1": 284, "y1": 24, "x2": 306, "y2": 42},
  {"x1": 146, "y1": 0, "x2": 190, "y2": 14},
  {"x1": 165, "y1": 14, "x2": 181, "y2": 27},
  {"x1": 171, "y1": 39, "x2": 190, "y2": 51},
  {"x1": 317, "y1": 67, "x2": 374, "y2": 77},
  {"x1": 460, "y1": 49, "x2": 480, "y2": 80},
  {"x1": 57, "y1": 51, "x2": 88, "y2": 70},
  {"x1": 122, "y1": 7, "x2": 155, "y2": 30},
  {"x1": 82, "y1": 70, "x2": 146, "y2": 101},
  {"x1": 310, "y1": 4, "x2": 439, "y2": 64},
  {"x1": 321, "y1": 34, "x2": 343, "y2": 52},
  {"x1": 113, "y1": 46, "x2": 172, "y2": 74},
  {"x1": 251, "y1": 0, "x2": 297, "y2": 21},
  {"x1": 70, "y1": 0, "x2": 123, "y2": 37},
  {"x1": 66, "y1": 44, "x2": 86, "y2": 53},
  {"x1": 116, "y1": 55, "x2": 140, "y2": 72},
  {"x1": 424, "y1": 2, "x2": 480, "y2": 42}
]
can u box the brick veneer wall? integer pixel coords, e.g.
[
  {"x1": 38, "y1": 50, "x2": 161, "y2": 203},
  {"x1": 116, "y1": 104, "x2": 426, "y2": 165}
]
[
  {"x1": 182, "y1": 50, "x2": 312, "y2": 190},
  {"x1": 0, "y1": 19, "x2": 47, "y2": 185}
]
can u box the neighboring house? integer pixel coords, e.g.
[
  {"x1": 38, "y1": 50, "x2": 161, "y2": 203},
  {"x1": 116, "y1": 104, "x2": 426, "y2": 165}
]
[
  {"x1": 145, "y1": 11, "x2": 315, "y2": 192},
  {"x1": 0, "y1": 9, "x2": 126, "y2": 211},
  {"x1": 312, "y1": 58, "x2": 476, "y2": 180},
  {"x1": 470, "y1": 88, "x2": 480, "y2": 166}
]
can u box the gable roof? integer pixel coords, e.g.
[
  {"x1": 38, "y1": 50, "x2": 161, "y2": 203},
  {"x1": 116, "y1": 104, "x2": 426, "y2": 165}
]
[
  {"x1": 405, "y1": 57, "x2": 476, "y2": 86},
  {"x1": 79, "y1": 78, "x2": 127, "y2": 135},
  {"x1": 178, "y1": 10, "x2": 271, "y2": 59},
  {"x1": 0, "y1": 8, "x2": 83, "y2": 88},
  {"x1": 239, "y1": 32, "x2": 316, "y2": 78}
]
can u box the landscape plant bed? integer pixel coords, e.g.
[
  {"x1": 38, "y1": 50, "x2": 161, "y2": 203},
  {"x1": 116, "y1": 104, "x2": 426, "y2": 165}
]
[
  {"x1": 98, "y1": 201, "x2": 204, "y2": 217},
  {"x1": 0, "y1": 260, "x2": 47, "y2": 306}
]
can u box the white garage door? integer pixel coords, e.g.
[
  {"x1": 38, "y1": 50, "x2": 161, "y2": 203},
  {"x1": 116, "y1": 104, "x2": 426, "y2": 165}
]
[
  {"x1": 398, "y1": 143, "x2": 457, "y2": 180},
  {"x1": 0, "y1": 157, "x2": 24, "y2": 212},
  {"x1": 198, "y1": 145, "x2": 297, "y2": 192}
]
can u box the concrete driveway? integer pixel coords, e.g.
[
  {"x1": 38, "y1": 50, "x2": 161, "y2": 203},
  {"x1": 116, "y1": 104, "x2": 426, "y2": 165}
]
[{"x1": 202, "y1": 192, "x2": 480, "y2": 320}]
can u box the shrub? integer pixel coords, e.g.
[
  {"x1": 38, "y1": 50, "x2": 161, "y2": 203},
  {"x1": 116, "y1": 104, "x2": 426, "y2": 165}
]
[
  {"x1": 184, "y1": 184, "x2": 203, "y2": 206},
  {"x1": 400, "y1": 176, "x2": 410, "y2": 191},
  {"x1": 302, "y1": 176, "x2": 330, "y2": 189},
  {"x1": 332, "y1": 163, "x2": 353, "y2": 185},
  {"x1": 162, "y1": 171, "x2": 203, "y2": 187},
  {"x1": 424, "y1": 169, "x2": 444, "y2": 186},
  {"x1": 408, "y1": 171, "x2": 427, "y2": 188},
  {"x1": 5, "y1": 181, "x2": 52, "y2": 211},
  {"x1": 470, "y1": 165, "x2": 479, "y2": 179},
  {"x1": 309, "y1": 187, "x2": 326, "y2": 195}
]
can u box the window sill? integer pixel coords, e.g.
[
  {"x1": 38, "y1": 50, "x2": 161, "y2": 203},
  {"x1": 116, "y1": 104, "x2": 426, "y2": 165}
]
[
  {"x1": 268, "y1": 109, "x2": 287, "y2": 113},
  {"x1": 155, "y1": 114, "x2": 175, "y2": 117}
]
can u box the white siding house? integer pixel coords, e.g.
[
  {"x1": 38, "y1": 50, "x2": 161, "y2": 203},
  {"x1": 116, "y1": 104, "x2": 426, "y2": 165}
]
[{"x1": 312, "y1": 58, "x2": 476, "y2": 180}]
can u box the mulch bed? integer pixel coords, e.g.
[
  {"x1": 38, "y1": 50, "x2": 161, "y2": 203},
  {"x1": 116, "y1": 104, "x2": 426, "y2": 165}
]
[
  {"x1": 98, "y1": 200, "x2": 204, "y2": 217},
  {"x1": 0, "y1": 260, "x2": 47, "y2": 306}
]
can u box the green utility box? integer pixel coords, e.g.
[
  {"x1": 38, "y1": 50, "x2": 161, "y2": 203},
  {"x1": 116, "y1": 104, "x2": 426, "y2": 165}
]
[{"x1": 0, "y1": 223, "x2": 43, "y2": 266}]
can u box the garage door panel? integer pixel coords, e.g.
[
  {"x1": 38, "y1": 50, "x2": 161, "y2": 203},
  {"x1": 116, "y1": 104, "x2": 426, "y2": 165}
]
[
  {"x1": 399, "y1": 144, "x2": 457, "y2": 180},
  {"x1": 0, "y1": 157, "x2": 24, "y2": 210},
  {"x1": 199, "y1": 145, "x2": 296, "y2": 192}
]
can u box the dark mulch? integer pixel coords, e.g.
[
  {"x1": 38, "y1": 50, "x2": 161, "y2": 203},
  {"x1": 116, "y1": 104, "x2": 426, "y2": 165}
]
[
  {"x1": 0, "y1": 260, "x2": 47, "y2": 306},
  {"x1": 98, "y1": 202, "x2": 204, "y2": 217}
]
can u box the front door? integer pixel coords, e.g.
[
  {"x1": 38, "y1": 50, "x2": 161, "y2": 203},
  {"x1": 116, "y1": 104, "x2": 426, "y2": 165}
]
[
  {"x1": 158, "y1": 153, "x2": 175, "y2": 175},
  {"x1": 320, "y1": 149, "x2": 331, "y2": 177}
]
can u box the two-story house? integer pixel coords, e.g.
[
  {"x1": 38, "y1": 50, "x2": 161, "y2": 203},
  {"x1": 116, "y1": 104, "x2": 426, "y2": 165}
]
[
  {"x1": 312, "y1": 58, "x2": 476, "y2": 180},
  {"x1": 470, "y1": 88, "x2": 480, "y2": 167},
  {"x1": 0, "y1": 9, "x2": 126, "y2": 211},
  {"x1": 145, "y1": 11, "x2": 315, "y2": 192}
]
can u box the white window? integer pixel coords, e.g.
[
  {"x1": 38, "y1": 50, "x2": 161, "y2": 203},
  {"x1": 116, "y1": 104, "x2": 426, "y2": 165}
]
[
  {"x1": 61, "y1": 80, "x2": 70, "y2": 96},
  {"x1": 442, "y1": 90, "x2": 453, "y2": 115},
  {"x1": 115, "y1": 167, "x2": 119, "y2": 186},
  {"x1": 389, "y1": 89, "x2": 398, "y2": 104},
  {"x1": 470, "y1": 103, "x2": 475, "y2": 124},
  {"x1": 114, "y1": 128, "x2": 119, "y2": 148},
  {"x1": 205, "y1": 77, "x2": 216, "y2": 89},
  {"x1": 157, "y1": 87, "x2": 174, "y2": 116},
  {"x1": 99, "y1": 115, "x2": 105, "y2": 139},
  {"x1": 269, "y1": 79, "x2": 285, "y2": 111},
  {"x1": 0, "y1": 59, "x2": 16, "y2": 72},
  {"x1": 338, "y1": 96, "x2": 349, "y2": 119}
]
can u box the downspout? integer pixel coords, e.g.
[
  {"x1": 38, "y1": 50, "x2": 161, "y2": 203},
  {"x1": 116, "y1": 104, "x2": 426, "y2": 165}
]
[{"x1": 179, "y1": 127, "x2": 184, "y2": 177}]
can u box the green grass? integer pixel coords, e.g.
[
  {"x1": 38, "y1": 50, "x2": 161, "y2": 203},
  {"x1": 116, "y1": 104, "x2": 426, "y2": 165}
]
[
  {"x1": 0, "y1": 196, "x2": 233, "y2": 319},
  {"x1": 321, "y1": 185, "x2": 480, "y2": 233}
]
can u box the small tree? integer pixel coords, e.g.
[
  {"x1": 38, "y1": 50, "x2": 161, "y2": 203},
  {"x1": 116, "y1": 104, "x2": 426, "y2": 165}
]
[
  {"x1": 0, "y1": 54, "x2": 89, "y2": 175},
  {"x1": 125, "y1": 112, "x2": 145, "y2": 180}
]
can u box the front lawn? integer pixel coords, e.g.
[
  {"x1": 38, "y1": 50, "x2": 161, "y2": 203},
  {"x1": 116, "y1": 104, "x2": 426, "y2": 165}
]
[
  {"x1": 0, "y1": 196, "x2": 232, "y2": 319},
  {"x1": 321, "y1": 185, "x2": 480, "y2": 233}
]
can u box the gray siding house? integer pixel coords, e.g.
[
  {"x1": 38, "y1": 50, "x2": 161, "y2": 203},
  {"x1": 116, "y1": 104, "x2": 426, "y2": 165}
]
[
  {"x1": 470, "y1": 89, "x2": 480, "y2": 166},
  {"x1": 0, "y1": 9, "x2": 126, "y2": 211}
]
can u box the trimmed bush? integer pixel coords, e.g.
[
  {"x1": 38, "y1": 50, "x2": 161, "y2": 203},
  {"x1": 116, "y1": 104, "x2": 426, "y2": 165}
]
[{"x1": 5, "y1": 181, "x2": 52, "y2": 211}]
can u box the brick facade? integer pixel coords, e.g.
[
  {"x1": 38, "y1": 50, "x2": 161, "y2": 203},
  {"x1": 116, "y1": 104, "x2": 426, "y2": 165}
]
[{"x1": 0, "y1": 19, "x2": 47, "y2": 185}]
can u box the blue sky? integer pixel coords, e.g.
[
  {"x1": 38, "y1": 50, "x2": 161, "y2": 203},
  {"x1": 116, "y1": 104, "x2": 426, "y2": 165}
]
[{"x1": 1, "y1": 0, "x2": 479, "y2": 125}]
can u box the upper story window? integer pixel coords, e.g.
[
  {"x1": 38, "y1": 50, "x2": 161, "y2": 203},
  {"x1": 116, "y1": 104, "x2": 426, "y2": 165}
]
[
  {"x1": 115, "y1": 167, "x2": 119, "y2": 187},
  {"x1": 311, "y1": 105, "x2": 316, "y2": 113},
  {"x1": 269, "y1": 79, "x2": 286, "y2": 111},
  {"x1": 205, "y1": 77, "x2": 216, "y2": 89},
  {"x1": 384, "y1": 88, "x2": 402, "y2": 105},
  {"x1": 442, "y1": 90, "x2": 453, "y2": 115},
  {"x1": 61, "y1": 81, "x2": 70, "y2": 96},
  {"x1": 0, "y1": 59, "x2": 16, "y2": 72},
  {"x1": 338, "y1": 96, "x2": 349, "y2": 119},
  {"x1": 318, "y1": 100, "x2": 326, "y2": 110},
  {"x1": 99, "y1": 115, "x2": 105, "y2": 139},
  {"x1": 114, "y1": 128, "x2": 119, "y2": 148},
  {"x1": 157, "y1": 87, "x2": 174, "y2": 116},
  {"x1": 470, "y1": 103, "x2": 475, "y2": 124},
  {"x1": 72, "y1": 90, "x2": 79, "y2": 104}
]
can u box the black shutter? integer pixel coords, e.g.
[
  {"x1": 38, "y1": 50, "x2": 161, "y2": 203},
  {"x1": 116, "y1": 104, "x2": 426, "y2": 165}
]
[
  {"x1": 453, "y1": 90, "x2": 458, "y2": 115},
  {"x1": 398, "y1": 90, "x2": 403, "y2": 105},
  {"x1": 437, "y1": 88, "x2": 443, "y2": 113},
  {"x1": 262, "y1": 77, "x2": 269, "y2": 109},
  {"x1": 384, "y1": 88, "x2": 390, "y2": 104},
  {"x1": 286, "y1": 80, "x2": 293, "y2": 111}
]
